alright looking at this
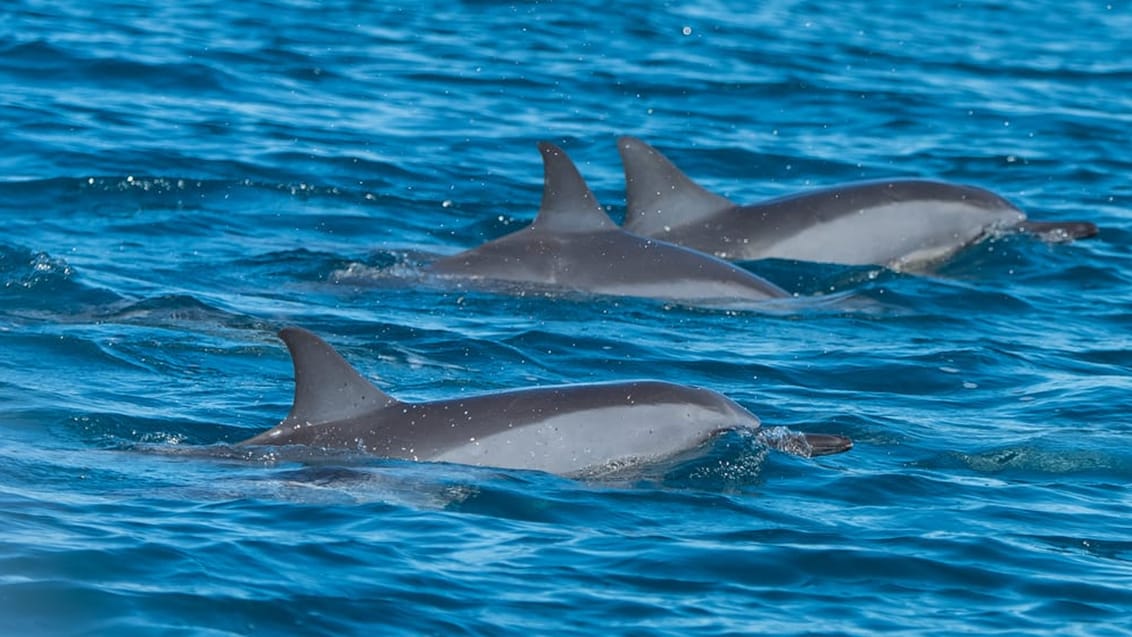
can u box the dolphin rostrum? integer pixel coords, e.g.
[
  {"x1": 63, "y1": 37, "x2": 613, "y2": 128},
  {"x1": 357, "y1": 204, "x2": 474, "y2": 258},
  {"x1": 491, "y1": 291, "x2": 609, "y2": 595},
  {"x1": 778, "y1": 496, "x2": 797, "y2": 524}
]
[
  {"x1": 426, "y1": 141, "x2": 788, "y2": 304},
  {"x1": 238, "y1": 327, "x2": 852, "y2": 475},
  {"x1": 618, "y1": 136, "x2": 1097, "y2": 269}
]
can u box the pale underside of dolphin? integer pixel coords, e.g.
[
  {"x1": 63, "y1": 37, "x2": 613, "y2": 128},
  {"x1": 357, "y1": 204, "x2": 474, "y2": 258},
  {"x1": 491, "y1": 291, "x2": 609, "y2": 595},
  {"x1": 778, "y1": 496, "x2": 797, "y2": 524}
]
[
  {"x1": 426, "y1": 141, "x2": 788, "y2": 304},
  {"x1": 618, "y1": 136, "x2": 1098, "y2": 269},
  {"x1": 238, "y1": 328, "x2": 852, "y2": 476}
]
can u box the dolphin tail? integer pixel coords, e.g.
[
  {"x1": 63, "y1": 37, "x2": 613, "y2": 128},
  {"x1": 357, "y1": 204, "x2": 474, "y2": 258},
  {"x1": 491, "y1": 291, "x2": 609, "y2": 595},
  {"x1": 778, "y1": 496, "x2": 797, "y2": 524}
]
[{"x1": 1016, "y1": 220, "x2": 1098, "y2": 242}]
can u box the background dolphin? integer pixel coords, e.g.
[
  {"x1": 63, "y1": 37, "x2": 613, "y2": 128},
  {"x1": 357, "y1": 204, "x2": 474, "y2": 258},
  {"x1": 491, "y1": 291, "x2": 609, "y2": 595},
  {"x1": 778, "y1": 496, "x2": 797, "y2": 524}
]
[
  {"x1": 238, "y1": 327, "x2": 852, "y2": 475},
  {"x1": 618, "y1": 136, "x2": 1098, "y2": 270},
  {"x1": 427, "y1": 141, "x2": 789, "y2": 304}
]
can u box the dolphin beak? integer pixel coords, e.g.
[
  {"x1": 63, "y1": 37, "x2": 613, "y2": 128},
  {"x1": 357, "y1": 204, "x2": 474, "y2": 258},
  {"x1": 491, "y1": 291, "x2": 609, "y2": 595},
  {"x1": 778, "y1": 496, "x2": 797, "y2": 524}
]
[
  {"x1": 1017, "y1": 220, "x2": 1099, "y2": 241},
  {"x1": 802, "y1": 433, "x2": 854, "y2": 456}
]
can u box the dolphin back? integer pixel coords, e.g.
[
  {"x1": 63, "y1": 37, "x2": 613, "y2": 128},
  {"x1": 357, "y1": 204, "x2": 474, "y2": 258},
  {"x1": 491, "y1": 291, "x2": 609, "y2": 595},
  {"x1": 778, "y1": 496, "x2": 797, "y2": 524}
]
[
  {"x1": 239, "y1": 328, "x2": 399, "y2": 447},
  {"x1": 427, "y1": 141, "x2": 789, "y2": 304},
  {"x1": 532, "y1": 141, "x2": 619, "y2": 234},
  {"x1": 618, "y1": 135, "x2": 735, "y2": 235}
]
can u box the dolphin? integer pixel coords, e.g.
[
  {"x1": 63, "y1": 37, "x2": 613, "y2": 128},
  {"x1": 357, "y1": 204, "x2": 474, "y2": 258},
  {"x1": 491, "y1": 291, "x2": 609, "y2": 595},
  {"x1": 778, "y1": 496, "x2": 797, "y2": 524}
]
[
  {"x1": 618, "y1": 136, "x2": 1098, "y2": 269},
  {"x1": 426, "y1": 141, "x2": 789, "y2": 304},
  {"x1": 238, "y1": 327, "x2": 852, "y2": 475}
]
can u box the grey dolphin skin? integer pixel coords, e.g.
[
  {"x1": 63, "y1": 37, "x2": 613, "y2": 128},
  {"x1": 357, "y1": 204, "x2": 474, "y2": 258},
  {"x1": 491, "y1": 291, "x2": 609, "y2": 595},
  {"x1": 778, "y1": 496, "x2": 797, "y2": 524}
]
[
  {"x1": 426, "y1": 141, "x2": 789, "y2": 304},
  {"x1": 238, "y1": 328, "x2": 852, "y2": 475},
  {"x1": 618, "y1": 136, "x2": 1098, "y2": 269}
]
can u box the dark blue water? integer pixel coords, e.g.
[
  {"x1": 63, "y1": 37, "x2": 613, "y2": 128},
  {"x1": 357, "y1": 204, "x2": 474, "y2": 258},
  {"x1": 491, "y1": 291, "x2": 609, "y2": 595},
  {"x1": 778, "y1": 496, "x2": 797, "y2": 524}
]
[{"x1": 3, "y1": 1, "x2": 1132, "y2": 634}]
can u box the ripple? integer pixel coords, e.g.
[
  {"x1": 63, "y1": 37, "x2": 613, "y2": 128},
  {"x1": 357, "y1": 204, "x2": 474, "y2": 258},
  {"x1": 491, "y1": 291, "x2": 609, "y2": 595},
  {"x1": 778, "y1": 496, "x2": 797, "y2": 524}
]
[{"x1": 2, "y1": 0, "x2": 1132, "y2": 635}]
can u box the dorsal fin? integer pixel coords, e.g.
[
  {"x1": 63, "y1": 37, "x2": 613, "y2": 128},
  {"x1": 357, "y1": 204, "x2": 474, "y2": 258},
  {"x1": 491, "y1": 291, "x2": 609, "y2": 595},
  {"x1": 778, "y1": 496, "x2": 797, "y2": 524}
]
[
  {"x1": 278, "y1": 327, "x2": 398, "y2": 426},
  {"x1": 618, "y1": 136, "x2": 736, "y2": 234},
  {"x1": 531, "y1": 141, "x2": 617, "y2": 233}
]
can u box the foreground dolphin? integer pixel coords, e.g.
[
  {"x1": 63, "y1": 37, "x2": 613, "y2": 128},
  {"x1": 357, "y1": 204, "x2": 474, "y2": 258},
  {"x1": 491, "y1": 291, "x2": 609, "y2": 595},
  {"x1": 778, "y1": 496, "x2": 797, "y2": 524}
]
[
  {"x1": 238, "y1": 327, "x2": 852, "y2": 475},
  {"x1": 618, "y1": 136, "x2": 1097, "y2": 269},
  {"x1": 426, "y1": 141, "x2": 788, "y2": 304}
]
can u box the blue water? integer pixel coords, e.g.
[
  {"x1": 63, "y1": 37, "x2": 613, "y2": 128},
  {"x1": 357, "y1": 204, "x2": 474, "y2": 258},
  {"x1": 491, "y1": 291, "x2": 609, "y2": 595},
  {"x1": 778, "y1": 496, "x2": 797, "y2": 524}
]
[{"x1": 3, "y1": 0, "x2": 1132, "y2": 634}]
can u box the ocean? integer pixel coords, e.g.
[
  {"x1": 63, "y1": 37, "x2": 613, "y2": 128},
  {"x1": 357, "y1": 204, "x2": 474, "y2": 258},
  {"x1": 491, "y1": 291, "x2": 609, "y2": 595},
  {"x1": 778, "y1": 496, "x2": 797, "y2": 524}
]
[{"x1": 2, "y1": 0, "x2": 1131, "y2": 634}]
